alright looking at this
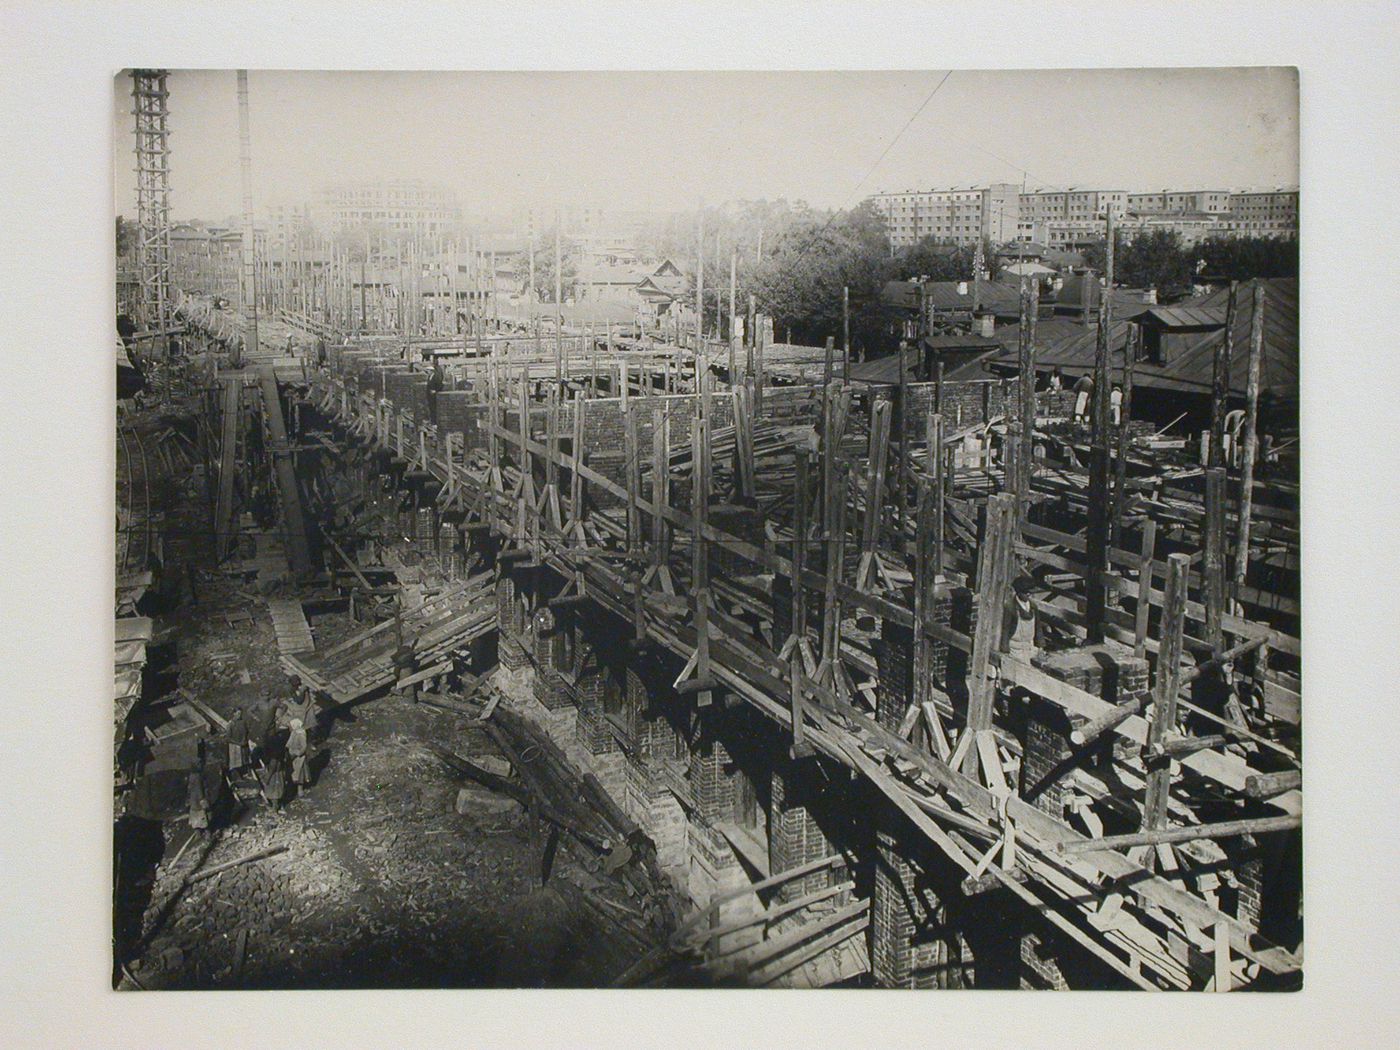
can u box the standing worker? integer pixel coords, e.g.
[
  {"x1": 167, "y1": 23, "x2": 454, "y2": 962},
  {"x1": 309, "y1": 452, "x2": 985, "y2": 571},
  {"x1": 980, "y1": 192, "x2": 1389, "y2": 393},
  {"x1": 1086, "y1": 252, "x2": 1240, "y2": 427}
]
[
  {"x1": 287, "y1": 718, "x2": 313, "y2": 792},
  {"x1": 1072, "y1": 374, "x2": 1094, "y2": 424},
  {"x1": 225, "y1": 707, "x2": 250, "y2": 773},
  {"x1": 1110, "y1": 384, "x2": 1123, "y2": 426},
  {"x1": 1004, "y1": 575, "x2": 1039, "y2": 663},
  {"x1": 426, "y1": 359, "x2": 445, "y2": 425}
]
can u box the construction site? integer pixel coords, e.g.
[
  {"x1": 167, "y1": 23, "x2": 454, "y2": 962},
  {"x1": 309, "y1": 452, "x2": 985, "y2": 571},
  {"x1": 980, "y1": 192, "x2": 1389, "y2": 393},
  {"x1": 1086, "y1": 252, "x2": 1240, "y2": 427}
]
[{"x1": 113, "y1": 69, "x2": 1302, "y2": 993}]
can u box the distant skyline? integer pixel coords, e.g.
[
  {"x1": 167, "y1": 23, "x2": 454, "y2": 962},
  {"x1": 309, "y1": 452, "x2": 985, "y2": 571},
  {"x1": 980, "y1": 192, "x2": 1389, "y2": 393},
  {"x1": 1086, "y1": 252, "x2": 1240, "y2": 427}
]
[{"x1": 113, "y1": 68, "x2": 1298, "y2": 223}]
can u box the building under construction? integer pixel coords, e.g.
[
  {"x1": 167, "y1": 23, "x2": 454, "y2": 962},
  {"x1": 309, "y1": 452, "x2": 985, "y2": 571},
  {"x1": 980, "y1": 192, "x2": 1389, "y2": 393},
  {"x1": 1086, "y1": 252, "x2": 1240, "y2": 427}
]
[{"x1": 114, "y1": 70, "x2": 1301, "y2": 992}]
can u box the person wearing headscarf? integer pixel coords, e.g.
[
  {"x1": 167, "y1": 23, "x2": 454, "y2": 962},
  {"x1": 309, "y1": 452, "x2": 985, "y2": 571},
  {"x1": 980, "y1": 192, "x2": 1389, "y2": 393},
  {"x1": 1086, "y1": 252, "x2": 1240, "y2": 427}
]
[{"x1": 287, "y1": 718, "x2": 312, "y2": 788}]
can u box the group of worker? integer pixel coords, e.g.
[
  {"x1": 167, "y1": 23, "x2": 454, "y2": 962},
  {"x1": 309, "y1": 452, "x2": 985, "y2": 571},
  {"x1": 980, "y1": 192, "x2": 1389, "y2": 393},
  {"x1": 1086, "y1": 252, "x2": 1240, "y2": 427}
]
[
  {"x1": 1045, "y1": 370, "x2": 1123, "y2": 427},
  {"x1": 194, "y1": 674, "x2": 325, "y2": 824}
]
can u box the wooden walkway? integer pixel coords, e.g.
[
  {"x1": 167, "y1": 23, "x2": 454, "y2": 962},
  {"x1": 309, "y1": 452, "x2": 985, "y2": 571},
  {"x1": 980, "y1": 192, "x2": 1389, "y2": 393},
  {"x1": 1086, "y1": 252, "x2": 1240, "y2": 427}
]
[{"x1": 265, "y1": 598, "x2": 315, "y2": 655}]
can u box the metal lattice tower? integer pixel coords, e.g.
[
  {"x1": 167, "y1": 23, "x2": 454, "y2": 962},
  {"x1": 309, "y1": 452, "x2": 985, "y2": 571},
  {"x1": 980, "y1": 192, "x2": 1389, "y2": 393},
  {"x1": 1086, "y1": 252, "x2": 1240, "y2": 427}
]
[{"x1": 131, "y1": 69, "x2": 173, "y2": 337}]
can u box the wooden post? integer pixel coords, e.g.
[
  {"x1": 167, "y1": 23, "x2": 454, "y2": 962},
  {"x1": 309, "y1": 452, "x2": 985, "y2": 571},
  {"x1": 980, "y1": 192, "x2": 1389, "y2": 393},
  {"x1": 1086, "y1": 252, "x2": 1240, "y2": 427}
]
[
  {"x1": 1211, "y1": 282, "x2": 1238, "y2": 471},
  {"x1": 624, "y1": 402, "x2": 641, "y2": 555},
  {"x1": 790, "y1": 447, "x2": 812, "y2": 756},
  {"x1": 651, "y1": 404, "x2": 671, "y2": 566},
  {"x1": 554, "y1": 215, "x2": 563, "y2": 392},
  {"x1": 792, "y1": 448, "x2": 811, "y2": 642},
  {"x1": 1203, "y1": 466, "x2": 1227, "y2": 649},
  {"x1": 857, "y1": 397, "x2": 891, "y2": 589},
  {"x1": 755, "y1": 312, "x2": 766, "y2": 413},
  {"x1": 745, "y1": 293, "x2": 756, "y2": 379},
  {"x1": 931, "y1": 411, "x2": 945, "y2": 580},
  {"x1": 823, "y1": 335, "x2": 835, "y2": 390},
  {"x1": 1111, "y1": 323, "x2": 1138, "y2": 550},
  {"x1": 896, "y1": 337, "x2": 908, "y2": 535},
  {"x1": 1017, "y1": 277, "x2": 1039, "y2": 503},
  {"x1": 964, "y1": 493, "x2": 1015, "y2": 776},
  {"x1": 1133, "y1": 517, "x2": 1158, "y2": 660},
  {"x1": 696, "y1": 204, "x2": 705, "y2": 351},
  {"x1": 842, "y1": 285, "x2": 851, "y2": 384},
  {"x1": 1234, "y1": 283, "x2": 1266, "y2": 588},
  {"x1": 691, "y1": 390, "x2": 714, "y2": 707},
  {"x1": 819, "y1": 467, "x2": 848, "y2": 674},
  {"x1": 734, "y1": 383, "x2": 756, "y2": 501},
  {"x1": 1085, "y1": 212, "x2": 1115, "y2": 643},
  {"x1": 728, "y1": 249, "x2": 738, "y2": 385},
  {"x1": 692, "y1": 402, "x2": 710, "y2": 593},
  {"x1": 1141, "y1": 553, "x2": 1189, "y2": 833}
]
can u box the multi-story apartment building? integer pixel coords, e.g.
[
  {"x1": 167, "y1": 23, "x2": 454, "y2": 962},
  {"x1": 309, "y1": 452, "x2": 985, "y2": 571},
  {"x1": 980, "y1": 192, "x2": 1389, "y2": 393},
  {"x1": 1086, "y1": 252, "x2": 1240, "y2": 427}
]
[
  {"x1": 1128, "y1": 190, "x2": 1232, "y2": 215},
  {"x1": 1225, "y1": 189, "x2": 1299, "y2": 236},
  {"x1": 867, "y1": 184, "x2": 1021, "y2": 249},
  {"x1": 317, "y1": 179, "x2": 462, "y2": 238},
  {"x1": 1020, "y1": 188, "x2": 1127, "y2": 229}
]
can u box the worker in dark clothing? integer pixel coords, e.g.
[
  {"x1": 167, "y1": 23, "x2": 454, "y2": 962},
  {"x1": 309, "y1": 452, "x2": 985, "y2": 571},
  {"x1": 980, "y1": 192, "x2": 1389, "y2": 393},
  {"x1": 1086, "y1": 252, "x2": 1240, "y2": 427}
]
[
  {"x1": 316, "y1": 336, "x2": 328, "y2": 370},
  {"x1": 1003, "y1": 575, "x2": 1039, "y2": 662},
  {"x1": 225, "y1": 707, "x2": 251, "y2": 773},
  {"x1": 426, "y1": 360, "x2": 445, "y2": 425}
]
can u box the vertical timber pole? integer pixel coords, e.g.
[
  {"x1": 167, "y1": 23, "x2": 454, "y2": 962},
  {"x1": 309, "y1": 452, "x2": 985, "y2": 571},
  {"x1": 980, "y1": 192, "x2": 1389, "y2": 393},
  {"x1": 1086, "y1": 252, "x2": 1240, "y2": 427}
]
[
  {"x1": 1085, "y1": 212, "x2": 1114, "y2": 642},
  {"x1": 728, "y1": 249, "x2": 738, "y2": 386},
  {"x1": 842, "y1": 285, "x2": 851, "y2": 383},
  {"x1": 1141, "y1": 554, "x2": 1189, "y2": 837},
  {"x1": 1234, "y1": 283, "x2": 1266, "y2": 588},
  {"x1": 1211, "y1": 282, "x2": 1239, "y2": 470},
  {"x1": 1017, "y1": 277, "x2": 1039, "y2": 505},
  {"x1": 1112, "y1": 324, "x2": 1138, "y2": 551},
  {"x1": 235, "y1": 70, "x2": 259, "y2": 366}
]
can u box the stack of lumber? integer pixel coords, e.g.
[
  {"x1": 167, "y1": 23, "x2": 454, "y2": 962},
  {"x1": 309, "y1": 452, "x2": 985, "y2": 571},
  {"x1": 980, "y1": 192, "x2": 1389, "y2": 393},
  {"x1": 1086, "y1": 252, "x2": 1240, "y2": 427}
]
[
  {"x1": 430, "y1": 694, "x2": 684, "y2": 934},
  {"x1": 282, "y1": 572, "x2": 495, "y2": 704}
]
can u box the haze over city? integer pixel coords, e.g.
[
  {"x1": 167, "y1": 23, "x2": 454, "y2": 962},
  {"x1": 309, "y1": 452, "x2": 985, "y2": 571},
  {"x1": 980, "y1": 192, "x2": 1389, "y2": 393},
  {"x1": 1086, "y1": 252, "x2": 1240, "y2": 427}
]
[{"x1": 113, "y1": 68, "x2": 1298, "y2": 223}]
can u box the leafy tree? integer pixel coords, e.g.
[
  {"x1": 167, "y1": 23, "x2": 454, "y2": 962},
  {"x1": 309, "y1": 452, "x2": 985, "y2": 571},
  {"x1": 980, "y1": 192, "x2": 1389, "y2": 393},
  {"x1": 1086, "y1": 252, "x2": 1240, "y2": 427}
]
[
  {"x1": 749, "y1": 209, "x2": 892, "y2": 347},
  {"x1": 891, "y1": 237, "x2": 982, "y2": 283},
  {"x1": 1115, "y1": 229, "x2": 1194, "y2": 293},
  {"x1": 1080, "y1": 239, "x2": 1107, "y2": 274},
  {"x1": 115, "y1": 215, "x2": 133, "y2": 258},
  {"x1": 1195, "y1": 236, "x2": 1298, "y2": 281},
  {"x1": 513, "y1": 238, "x2": 579, "y2": 302}
]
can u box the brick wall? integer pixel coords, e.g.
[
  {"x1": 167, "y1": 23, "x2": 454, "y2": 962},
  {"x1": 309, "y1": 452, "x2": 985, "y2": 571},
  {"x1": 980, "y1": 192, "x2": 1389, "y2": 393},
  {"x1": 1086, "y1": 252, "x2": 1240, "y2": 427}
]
[
  {"x1": 434, "y1": 391, "x2": 487, "y2": 452},
  {"x1": 897, "y1": 381, "x2": 1079, "y2": 443}
]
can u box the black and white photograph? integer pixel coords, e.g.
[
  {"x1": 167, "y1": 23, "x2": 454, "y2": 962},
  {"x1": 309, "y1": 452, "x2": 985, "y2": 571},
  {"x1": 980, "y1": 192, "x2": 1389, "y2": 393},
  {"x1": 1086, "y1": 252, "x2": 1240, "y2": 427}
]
[
  {"x1": 109, "y1": 66, "x2": 1303, "y2": 993},
  {"x1": 11, "y1": 3, "x2": 1400, "y2": 1044}
]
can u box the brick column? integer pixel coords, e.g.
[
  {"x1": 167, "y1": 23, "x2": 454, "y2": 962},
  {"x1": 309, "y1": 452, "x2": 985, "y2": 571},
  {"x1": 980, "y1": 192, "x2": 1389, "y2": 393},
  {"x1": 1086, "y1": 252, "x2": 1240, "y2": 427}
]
[
  {"x1": 1017, "y1": 645, "x2": 1148, "y2": 989},
  {"x1": 624, "y1": 669, "x2": 690, "y2": 881},
  {"x1": 871, "y1": 811, "x2": 949, "y2": 988},
  {"x1": 769, "y1": 757, "x2": 838, "y2": 904},
  {"x1": 496, "y1": 573, "x2": 528, "y2": 672},
  {"x1": 686, "y1": 711, "x2": 746, "y2": 906},
  {"x1": 1022, "y1": 646, "x2": 1150, "y2": 819},
  {"x1": 875, "y1": 619, "x2": 913, "y2": 734}
]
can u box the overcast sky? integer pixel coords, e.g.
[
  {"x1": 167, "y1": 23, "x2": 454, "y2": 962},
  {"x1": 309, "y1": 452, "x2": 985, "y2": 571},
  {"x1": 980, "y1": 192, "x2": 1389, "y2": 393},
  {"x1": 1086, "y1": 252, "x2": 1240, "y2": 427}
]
[{"x1": 113, "y1": 68, "x2": 1298, "y2": 222}]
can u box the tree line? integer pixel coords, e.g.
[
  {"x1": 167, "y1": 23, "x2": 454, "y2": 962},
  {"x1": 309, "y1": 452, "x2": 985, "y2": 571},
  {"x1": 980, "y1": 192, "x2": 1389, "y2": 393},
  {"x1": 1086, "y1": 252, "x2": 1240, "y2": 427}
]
[{"x1": 644, "y1": 203, "x2": 1298, "y2": 351}]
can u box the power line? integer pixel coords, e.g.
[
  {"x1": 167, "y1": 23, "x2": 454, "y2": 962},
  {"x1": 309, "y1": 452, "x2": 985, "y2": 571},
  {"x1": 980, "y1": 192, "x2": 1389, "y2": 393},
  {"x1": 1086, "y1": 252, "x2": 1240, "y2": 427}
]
[{"x1": 840, "y1": 71, "x2": 954, "y2": 210}]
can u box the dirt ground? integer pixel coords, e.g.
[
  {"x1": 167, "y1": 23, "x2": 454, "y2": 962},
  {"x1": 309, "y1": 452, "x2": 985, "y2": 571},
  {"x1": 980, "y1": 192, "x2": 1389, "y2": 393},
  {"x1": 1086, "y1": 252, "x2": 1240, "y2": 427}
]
[{"x1": 115, "y1": 389, "x2": 666, "y2": 990}]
